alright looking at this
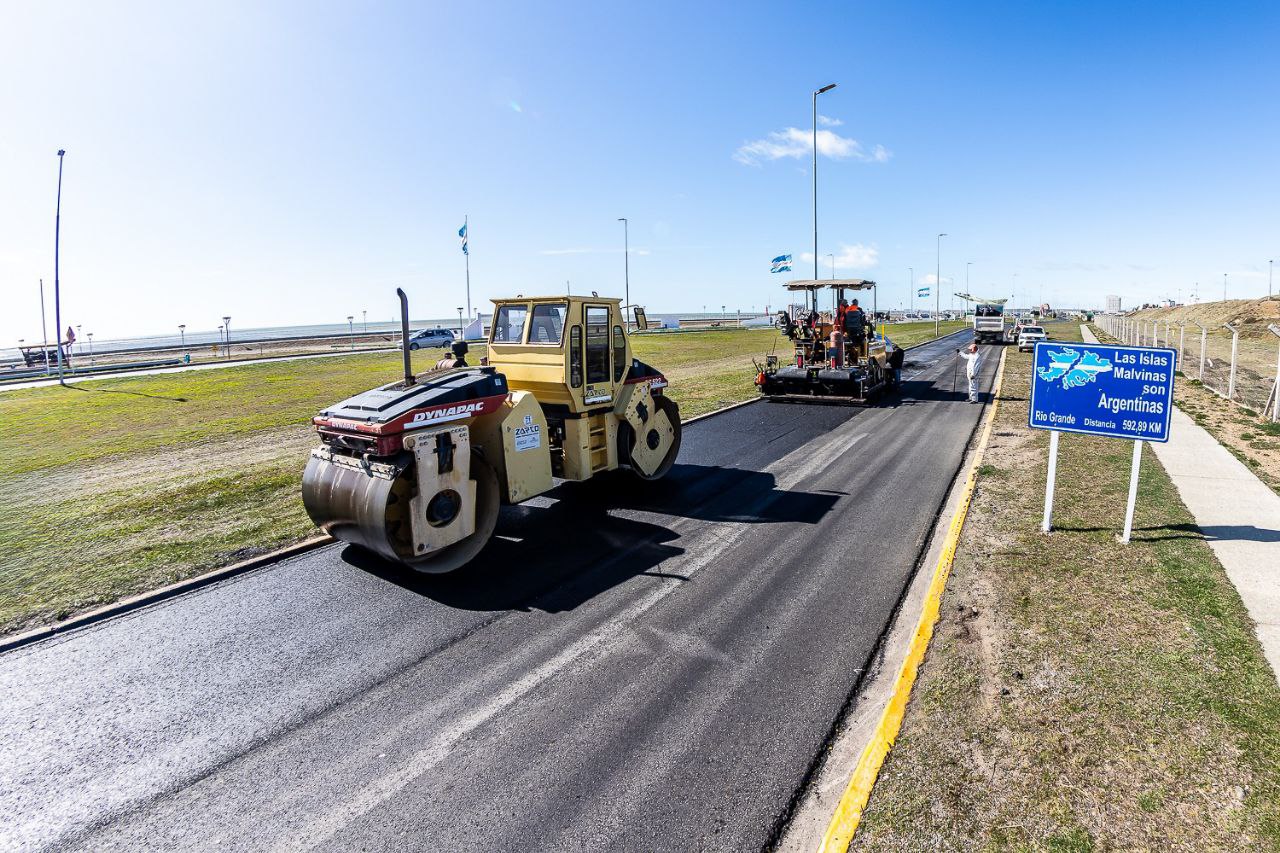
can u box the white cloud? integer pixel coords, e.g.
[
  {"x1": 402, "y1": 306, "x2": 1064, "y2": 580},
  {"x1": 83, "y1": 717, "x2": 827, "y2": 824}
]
[
  {"x1": 817, "y1": 115, "x2": 843, "y2": 127},
  {"x1": 920, "y1": 274, "x2": 954, "y2": 286},
  {"x1": 734, "y1": 127, "x2": 890, "y2": 166},
  {"x1": 538, "y1": 247, "x2": 650, "y2": 256},
  {"x1": 799, "y1": 243, "x2": 881, "y2": 271}
]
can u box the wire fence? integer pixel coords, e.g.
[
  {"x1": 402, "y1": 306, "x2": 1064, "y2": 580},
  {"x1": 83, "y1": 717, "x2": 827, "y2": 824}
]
[{"x1": 1094, "y1": 315, "x2": 1280, "y2": 420}]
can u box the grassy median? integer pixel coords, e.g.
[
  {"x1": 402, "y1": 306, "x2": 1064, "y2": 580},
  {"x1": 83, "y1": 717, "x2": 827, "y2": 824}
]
[
  {"x1": 854, "y1": 323, "x2": 1280, "y2": 849},
  {"x1": 0, "y1": 321, "x2": 965, "y2": 635}
]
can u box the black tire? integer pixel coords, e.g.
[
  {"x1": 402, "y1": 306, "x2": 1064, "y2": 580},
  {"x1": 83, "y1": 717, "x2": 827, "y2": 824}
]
[{"x1": 409, "y1": 342, "x2": 420, "y2": 351}]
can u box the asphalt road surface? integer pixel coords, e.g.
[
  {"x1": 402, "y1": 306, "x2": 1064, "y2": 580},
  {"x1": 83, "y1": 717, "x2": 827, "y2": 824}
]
[{"x1": 0, "y1": 331, "x2": 997, "y2": 852}]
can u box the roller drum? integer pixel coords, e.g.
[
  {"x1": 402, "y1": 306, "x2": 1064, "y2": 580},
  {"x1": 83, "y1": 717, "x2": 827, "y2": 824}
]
[{"x1": 302, "y1": 452, "x2": 411, "y2": 566}]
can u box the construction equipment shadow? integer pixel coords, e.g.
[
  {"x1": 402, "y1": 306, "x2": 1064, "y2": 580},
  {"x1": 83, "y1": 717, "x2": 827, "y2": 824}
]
[{"x1": 343, "y1": 462, "x2": 839, "y2": 613}]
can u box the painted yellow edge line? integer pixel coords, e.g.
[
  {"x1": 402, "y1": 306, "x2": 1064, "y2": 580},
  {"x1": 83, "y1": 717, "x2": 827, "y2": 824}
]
[{"x1": 818, "y1": 345, "x2": 1009, "y2": 852}]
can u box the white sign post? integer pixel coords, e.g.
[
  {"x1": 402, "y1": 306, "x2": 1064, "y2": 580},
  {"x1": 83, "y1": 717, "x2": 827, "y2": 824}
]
[
  {"x1": 1041, "y1": 430, "x2": 1060, "y2": 533},
  {"x1": 1121, "y1": 439, "x2": 1143, "y2": 543}
]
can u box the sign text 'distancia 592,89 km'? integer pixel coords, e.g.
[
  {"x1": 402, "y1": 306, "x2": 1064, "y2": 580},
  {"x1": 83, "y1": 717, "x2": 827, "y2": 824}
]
[{"x1": 1028, "y1": 342, "x2": 1176, "y2": 442}]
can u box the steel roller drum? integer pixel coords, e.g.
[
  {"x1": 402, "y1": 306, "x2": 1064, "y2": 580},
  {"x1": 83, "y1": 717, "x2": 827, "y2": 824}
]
[{"x1": 302, "y1": 449, "x2": 500, "y2": 574}]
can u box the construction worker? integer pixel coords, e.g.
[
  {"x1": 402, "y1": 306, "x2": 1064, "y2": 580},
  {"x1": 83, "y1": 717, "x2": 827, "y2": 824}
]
[{"x1": 958, "y1": 341, "x2": 982, "y2": 403}]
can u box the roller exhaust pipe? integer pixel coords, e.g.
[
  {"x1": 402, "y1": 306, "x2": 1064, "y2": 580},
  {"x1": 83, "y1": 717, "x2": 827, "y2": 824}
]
[{"x1": 397, "y1": 287, "x2": 414, "y2": 386}]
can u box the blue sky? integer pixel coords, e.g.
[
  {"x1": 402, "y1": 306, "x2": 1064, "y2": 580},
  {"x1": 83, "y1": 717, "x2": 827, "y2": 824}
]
[{"x1": 2, "y1": 1, "x2": 1278, "y2": 343}]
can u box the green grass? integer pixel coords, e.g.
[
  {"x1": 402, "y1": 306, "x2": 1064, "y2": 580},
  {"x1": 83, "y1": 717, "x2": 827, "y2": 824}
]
[
  {"x1": 854, "y1": 328, "x2": 1280, "y2": 850},
  {"x1": 0, "y1": 322, "x2": 967, "y2": 634}
]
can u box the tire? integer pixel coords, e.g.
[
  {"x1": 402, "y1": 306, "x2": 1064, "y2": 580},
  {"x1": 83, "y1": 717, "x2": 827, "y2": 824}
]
[{"x1": 409, "y1": 343, "x2": 420, "y2": 351}]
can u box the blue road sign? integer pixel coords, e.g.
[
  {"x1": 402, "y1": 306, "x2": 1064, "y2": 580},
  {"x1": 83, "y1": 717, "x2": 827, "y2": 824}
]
[{"x1": 1028, "y1": 342, "x2": 1176, "y2": 442}]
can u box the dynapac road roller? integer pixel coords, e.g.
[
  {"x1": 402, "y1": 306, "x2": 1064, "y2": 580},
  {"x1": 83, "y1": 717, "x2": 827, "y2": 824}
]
[{"x1": 302, "y1": 289, "x2": 681, "y2": 574}]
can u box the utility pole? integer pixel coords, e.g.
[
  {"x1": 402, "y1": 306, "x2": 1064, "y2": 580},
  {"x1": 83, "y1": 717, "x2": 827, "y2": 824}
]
[
  {"x1": 1223, "y1": 273, "x2": 1228, "y2": 302},
  {"x1": 223, "y1": 316, "x2": 232, "y2": 359},
  {"x1": 39, "y1": 279, "x2": 50, "y2": 375},
  {"x1": 54, "y1": 150, "x2": 66, "y2": 384},
  {"x1": 935, "y1": 233, "x2": 947, "y2": 337},
  {"x1": 812, "y1": 83, "x2": 837, "y2": 280},
  {"x1": 618, "y1": 218, "x2": 630, "y2": 312}
]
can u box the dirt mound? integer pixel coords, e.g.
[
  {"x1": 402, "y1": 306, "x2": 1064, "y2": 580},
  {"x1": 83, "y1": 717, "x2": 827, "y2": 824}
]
[{"x1": 1130, "y1": 298, "x2": 1280, "y2": 338}]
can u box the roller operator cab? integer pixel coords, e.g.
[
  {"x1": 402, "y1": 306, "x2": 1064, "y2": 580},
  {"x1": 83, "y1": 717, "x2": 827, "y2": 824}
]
[{"x1": 302, "y1": 292, "x2": 681, "y2": 575}]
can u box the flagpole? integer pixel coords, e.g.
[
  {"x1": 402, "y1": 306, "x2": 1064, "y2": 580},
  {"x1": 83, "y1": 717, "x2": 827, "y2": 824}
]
[{"x1": 464, "y1": 215, "x2": 471, "y2": 321}]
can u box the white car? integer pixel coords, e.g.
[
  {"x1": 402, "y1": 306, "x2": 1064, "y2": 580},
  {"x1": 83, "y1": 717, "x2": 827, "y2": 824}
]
[{"x1": 1017, "y1": 325, "x2": 1048, "y2": 352}]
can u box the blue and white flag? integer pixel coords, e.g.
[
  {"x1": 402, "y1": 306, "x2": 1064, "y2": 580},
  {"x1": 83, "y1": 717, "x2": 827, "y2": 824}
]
[
  {"x1": 770, "y1": 254, "x2": 792, "y2": 274},
  {"x1": 917, "y1": 287, "x2": 930, "y2": 297},
  {"x1": 459, "y1": 221, "x2": 468, "y2": 255}
]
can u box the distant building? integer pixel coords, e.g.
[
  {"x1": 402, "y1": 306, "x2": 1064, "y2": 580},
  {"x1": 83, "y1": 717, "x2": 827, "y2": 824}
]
[{"x1": 1106, "y1": 295, "x2": 1122, "y2": 313}]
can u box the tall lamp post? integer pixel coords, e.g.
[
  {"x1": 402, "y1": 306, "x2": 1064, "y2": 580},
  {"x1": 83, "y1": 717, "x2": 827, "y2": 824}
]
[
  {"x1": 827, "y1": 253, "x2": 835, "y2": 279},
  {"x1": 87, "y1": 332, "x2": 94, "y2": 364},
  {"x1": 618, "y1": 218, "x2": 630, "y2": 313},
  {"x1": 54, "y1": 150, "x2": 66, "y2": 384},
  {"x1": 222, "y1": 316, "x2": 231, "y2": 359},
  {"x1": 812, "y1": 82, "x2": 837, "y2": 282},
  {"x1": 362, "y1": 309, "x2": 367, "y2": 334},
  {"x1": 178, "y1": 324, "x2": 186, "y2": 355},
  {"x1": 347, "y1": 315, "x2": 354, "y2": 350},
  {"x1": 457, "y1": 307, "x2": 464, "y2": 340},
  {"x1": 1223, "y1": 273, "x2": 1228, "y2": 302},
  {"x1": 1269, "y1": 260, "x2": 1274, "y2": 298},
  {"x1": 935, "y1": 233, "x2": 947, "y2": 337},
  {"x1": 39, "y1": 279, "x2": 50, "y2": 375}
]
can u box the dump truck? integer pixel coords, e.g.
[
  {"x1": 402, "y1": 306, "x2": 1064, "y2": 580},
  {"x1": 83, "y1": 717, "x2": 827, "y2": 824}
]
[
  {"x1": 302, "y1": 289, "x2": 681, "y2": 574},
  {"x1": 755, "y1": 279, "x2": 898, "y2": 403}
]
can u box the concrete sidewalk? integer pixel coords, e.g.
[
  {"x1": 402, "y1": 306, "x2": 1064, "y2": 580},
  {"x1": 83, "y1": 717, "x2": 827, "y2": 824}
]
[{"x1": 1082, "y1": 324, "x2": 1280, "y2": 677}]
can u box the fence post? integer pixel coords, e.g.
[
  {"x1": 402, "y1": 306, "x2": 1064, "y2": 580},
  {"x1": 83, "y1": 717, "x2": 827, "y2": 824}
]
[
  {"x1": 1269, "y1": 324, "x2": 1280, "y2": 423},
  {"x1": 1223, "y1": 323, "x2": 1239, "y2": 401},
  {"x1": 1195, "y1": 323, "x2": 1207, "y2": 381},
  {"x1": 1178, "y1": 324, "x2": 1186, "y2": 371}
]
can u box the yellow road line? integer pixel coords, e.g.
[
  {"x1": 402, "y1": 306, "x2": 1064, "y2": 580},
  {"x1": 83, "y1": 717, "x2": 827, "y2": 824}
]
[{"x1": 818, "y1": 345, "x2": 1009, "y2": 852}]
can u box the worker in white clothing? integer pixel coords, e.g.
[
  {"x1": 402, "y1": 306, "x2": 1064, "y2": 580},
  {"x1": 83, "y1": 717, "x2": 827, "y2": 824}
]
[{"x1": 958, "y1": 341, "x2": 983, "y2": 403}]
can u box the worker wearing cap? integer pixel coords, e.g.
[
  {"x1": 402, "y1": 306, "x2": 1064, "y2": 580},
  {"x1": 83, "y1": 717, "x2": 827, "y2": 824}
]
[{"x1": 958, "y1": 341, "x2": 982, "y2": 403}]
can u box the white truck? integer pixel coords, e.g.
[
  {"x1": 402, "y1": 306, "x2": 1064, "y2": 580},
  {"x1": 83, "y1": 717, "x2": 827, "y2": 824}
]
[{"x1": 972, "y1": 303, "x2": 1008, "y2": 344}]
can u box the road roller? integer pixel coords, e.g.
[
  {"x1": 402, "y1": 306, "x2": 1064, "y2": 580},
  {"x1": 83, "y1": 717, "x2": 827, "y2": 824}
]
[{"x1": 302, "y1": 289, "x2": 682, "y2": 574}]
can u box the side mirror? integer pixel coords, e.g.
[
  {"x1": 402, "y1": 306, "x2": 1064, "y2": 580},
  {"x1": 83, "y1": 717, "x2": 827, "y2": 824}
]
[{"x1": 632, "y1": 306, "x2": 648, "y2": 331}]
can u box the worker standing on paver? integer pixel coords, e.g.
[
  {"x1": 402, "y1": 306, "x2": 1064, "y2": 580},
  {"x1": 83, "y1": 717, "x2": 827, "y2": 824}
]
[{"x1": 958, "y1": 341, "x2": 982, "y2": 403}]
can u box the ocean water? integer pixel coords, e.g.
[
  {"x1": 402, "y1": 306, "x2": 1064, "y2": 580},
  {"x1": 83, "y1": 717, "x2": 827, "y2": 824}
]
[{"x1": 4, "y1": 312, "x2": 771, "y2": 362}]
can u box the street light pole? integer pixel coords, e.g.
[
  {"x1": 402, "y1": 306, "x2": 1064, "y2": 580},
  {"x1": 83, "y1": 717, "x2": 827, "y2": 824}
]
[
  {"x1": 827, "y1": 253, "x2": 835, "y2": 279},
  {"x1": 935, "y1": 233, "x2": 947, "y2": 337},
  {"x1": 1223, "y1": 273, "x2": 1228, "y2": 302},
  {"x1": 1270, "y1": 260, "x2": 1274, "y2": 298},
  {"x1": 39, "y1": 279, "x2": 50, "y2": 375},
  {"x1": 812, "y1": 83, "x2": 837, "y2": 281},
  {"x1": 909, "y1": 267, "x2": 914, "y2": 316},
  {"x1": 347, "y1": 315, "x2": 354, "y2": 350},
  {"x1": 362, "y1": 309, "x2": 367, "y2": 334},
  {"x1": 223, "y1": 316, "x2": 231, "y2": 359},
  {"x1": 457, "y1": 307, "x2": 464, "y2": 340},
  {"x1": 54, "y1": 150, "x2": 66, "y2": 384},
  {"x1": 618, "y1": 218, "x2": 630, "y2": 313},
  {"x1": 179, "y1": 324, "x2": 186, "y2": 355}
]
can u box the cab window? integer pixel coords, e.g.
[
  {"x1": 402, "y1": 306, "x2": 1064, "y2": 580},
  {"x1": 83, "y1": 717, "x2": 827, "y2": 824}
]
[
  {"x1": 612, "y1": 325, "x2": 627, "y2": 381},
  {"x1": 491, "y1": 304, "x2": 529, "y2": 343},
  {"x1": 528, "y1": 303, "x2": 568, "y2": 344},
  {"x1": 584, "y1": 306, "x2": 610, "y2": 383}
]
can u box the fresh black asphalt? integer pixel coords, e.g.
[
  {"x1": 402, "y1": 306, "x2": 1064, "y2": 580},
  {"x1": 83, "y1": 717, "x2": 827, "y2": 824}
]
[{"x1": 0, "y1": 331, "x2": 998, "y2": 851}]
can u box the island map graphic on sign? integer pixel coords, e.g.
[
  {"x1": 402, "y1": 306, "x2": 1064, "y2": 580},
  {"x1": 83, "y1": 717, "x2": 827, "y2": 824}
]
[{"x1": 1037, "y1": 348, "x2": 1113, "y2": 390}]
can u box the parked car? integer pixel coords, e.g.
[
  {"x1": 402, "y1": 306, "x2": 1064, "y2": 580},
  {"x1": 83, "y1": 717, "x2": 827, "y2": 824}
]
[
  {"x1": 400, "y1": 328, "x2": 456, "y2": 350},
  {"x1": 1017, "y1": 325, "x2": 1048, "y2": 352}
]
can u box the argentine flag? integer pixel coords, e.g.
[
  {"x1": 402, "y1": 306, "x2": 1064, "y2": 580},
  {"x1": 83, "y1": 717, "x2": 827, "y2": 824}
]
[
  {"x1": 770, "y1": 254, "x2": 792, "y2": 274},
  {"x1": 459, "y1": 221, "x2": 468, "y2": 255},
  {"x1": 917, "y1": 287, "x2": 930, "y2": 297}
]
